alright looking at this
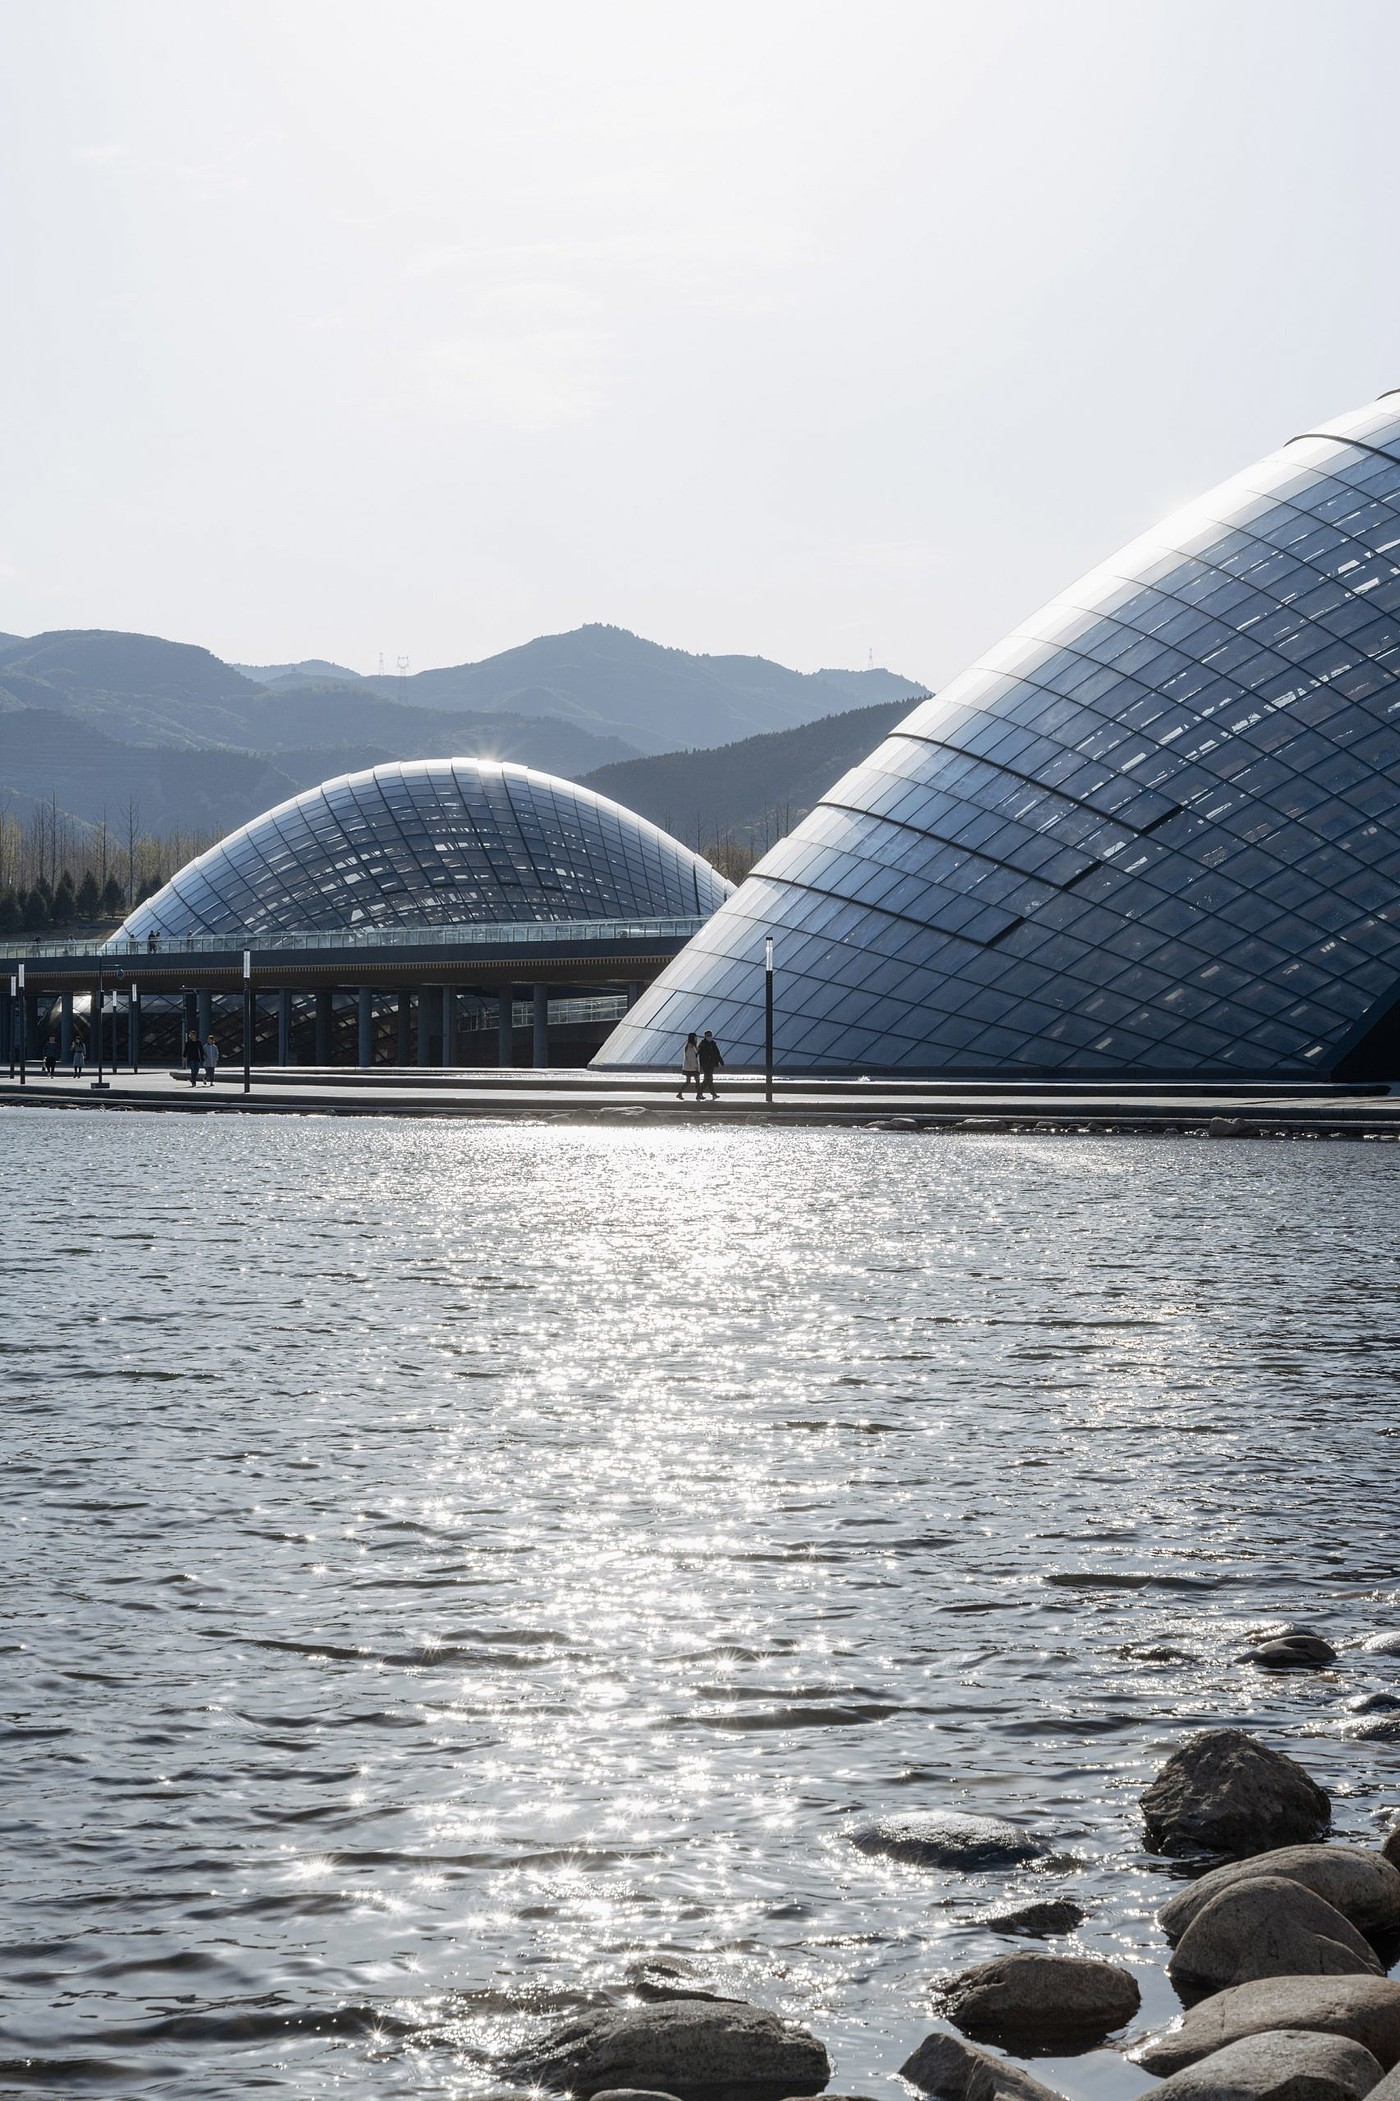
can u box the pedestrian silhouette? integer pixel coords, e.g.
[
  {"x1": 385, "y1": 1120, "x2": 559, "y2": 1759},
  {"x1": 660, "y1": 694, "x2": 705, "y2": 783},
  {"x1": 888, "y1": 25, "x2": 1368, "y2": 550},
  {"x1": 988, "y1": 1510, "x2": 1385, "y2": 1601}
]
[{"x1": 697, "y1": 1029, "x2": 724, "y2": 1099}]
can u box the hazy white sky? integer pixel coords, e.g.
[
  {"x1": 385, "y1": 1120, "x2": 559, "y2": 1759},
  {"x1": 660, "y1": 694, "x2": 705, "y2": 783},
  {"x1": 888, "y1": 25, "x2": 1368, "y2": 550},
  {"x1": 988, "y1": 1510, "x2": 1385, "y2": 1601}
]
[{"x1": 2, "y1": 0, "x2": 1398, "y2": 686}]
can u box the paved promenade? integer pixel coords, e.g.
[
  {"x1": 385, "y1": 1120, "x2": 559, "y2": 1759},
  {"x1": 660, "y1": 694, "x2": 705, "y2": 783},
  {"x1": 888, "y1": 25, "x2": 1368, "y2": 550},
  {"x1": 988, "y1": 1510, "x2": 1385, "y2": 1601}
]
[{"x1": 2, "y1": 1063, "x2": 1398, "y2": 1135}]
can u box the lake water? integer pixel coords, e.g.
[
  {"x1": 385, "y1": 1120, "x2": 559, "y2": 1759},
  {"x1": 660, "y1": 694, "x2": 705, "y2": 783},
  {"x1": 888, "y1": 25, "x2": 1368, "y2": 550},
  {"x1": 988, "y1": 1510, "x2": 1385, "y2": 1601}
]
[{"x1": 2, "y1": 1107, "x2": 1399, "y2": 2099}]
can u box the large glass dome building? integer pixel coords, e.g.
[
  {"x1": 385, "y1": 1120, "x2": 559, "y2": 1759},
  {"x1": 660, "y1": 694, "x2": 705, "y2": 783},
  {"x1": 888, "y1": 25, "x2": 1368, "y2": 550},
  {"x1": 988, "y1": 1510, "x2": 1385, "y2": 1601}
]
[
  {"x1": 118, "y1": 759, "x2": 731, "y2": 941},
  {"x1": 600, "y1": 390, "x2": 1400, "y2": 1080}
]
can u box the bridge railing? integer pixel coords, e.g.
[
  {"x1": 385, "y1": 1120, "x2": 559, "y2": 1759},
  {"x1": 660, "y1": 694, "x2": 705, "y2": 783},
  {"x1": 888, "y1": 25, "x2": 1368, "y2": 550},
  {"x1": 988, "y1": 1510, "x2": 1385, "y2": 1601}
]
[{"x1": 0, "y1": 917, "x2": 707, "y2": 963}]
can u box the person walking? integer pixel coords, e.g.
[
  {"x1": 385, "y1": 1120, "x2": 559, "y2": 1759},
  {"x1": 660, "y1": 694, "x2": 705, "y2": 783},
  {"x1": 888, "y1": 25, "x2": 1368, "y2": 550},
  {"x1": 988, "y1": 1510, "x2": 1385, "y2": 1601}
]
[
  {"x1": 184, "y1": 1029, "x2": 202, "y2": 1086},
  {"x1": 203, "y1": 1035, "x2": 220, "y2": 1085},
  {"x1": 43, "y1": 1039, "x2": 58, "y2": 1077},
  {"x1": 697, "y1": 1028, "x2": 724, "y2": 1100},
  {"x1": 676, "y1": 1031, "x2": 701, "y2": 1099},
  {"x1": 71, "y1": 1035, "x2": 86, "y2": 1078}
]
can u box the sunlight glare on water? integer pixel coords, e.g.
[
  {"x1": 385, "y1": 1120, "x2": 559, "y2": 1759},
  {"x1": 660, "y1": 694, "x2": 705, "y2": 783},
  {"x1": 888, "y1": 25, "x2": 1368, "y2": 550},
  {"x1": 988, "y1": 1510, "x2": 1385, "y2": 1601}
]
[{"x1": 2, "y1": 1108, "x2": 1399, "y2": 2098}]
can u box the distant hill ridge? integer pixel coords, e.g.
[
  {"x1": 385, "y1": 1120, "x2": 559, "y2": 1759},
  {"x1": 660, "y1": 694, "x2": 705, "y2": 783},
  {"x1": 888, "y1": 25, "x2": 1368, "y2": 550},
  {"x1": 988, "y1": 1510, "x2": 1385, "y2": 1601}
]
[
  {"x1": 0, "y1": 621, "x2": 928, "y2": 839},
  {"x1": 580, "y1": 698, "x2": 926, "y2": 853}
]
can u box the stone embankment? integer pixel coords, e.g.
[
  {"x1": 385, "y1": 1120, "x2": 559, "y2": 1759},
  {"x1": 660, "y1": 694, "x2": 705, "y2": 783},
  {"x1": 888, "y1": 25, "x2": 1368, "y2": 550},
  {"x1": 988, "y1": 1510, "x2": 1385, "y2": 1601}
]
[{"x1": 504, "y1": 1641, "x2": 1400, "y2": 2101}]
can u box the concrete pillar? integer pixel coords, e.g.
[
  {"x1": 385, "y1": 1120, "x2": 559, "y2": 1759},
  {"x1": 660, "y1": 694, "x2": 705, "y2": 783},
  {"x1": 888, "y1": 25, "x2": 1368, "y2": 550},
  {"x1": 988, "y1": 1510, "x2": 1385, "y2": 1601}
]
[
  {"x1": 357, "y1": 986, "x2": 373, "y2": 1068},
  {"x1": 315, "y1": 988, "x2": 333, "y2": 1065},
  {"x1": 277, "y1": 987, "x2": 292, "y2": 1065},
  {"x1": 60, "y1": 992, "x2": 73, "y2": 1059},
  {"x1": 415, "y1": 987, "x2": 433, "y2": 1066},
  {"x1": 196, "y1": 989, "x2": 212, "y2": 1047},
  {"x1": 627, "y1": 980, "x2": 643, "y2": 1008},
  {"x1": 498, "y1": 987, "x2": 514, "y2": 1068},
  {"x1": 130, "y1": 987, "x2": 141, "y2": 1072},
  {"x1": 532, "y1": 982, "x2": 549, "y2": 1069},
  {"x1": 0, "y1": 986, "x2": 9, "y2": 1064},
  {"x1": 441, "y1": 986, "x2": 455, "y2": 1067},
  {"x1": 90, "y1": 982, "x2": 102, "y2": 1069},
  {"x1": 396, "y1": 989, "x2": 411, "y2": 1065}
]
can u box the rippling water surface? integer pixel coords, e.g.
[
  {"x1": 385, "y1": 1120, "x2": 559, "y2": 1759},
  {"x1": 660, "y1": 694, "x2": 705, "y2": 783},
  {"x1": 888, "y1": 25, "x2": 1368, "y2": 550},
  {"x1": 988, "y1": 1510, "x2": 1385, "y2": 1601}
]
[{"x1": 3, "y1": 1108, "x2": 1399, "y2": 2099}]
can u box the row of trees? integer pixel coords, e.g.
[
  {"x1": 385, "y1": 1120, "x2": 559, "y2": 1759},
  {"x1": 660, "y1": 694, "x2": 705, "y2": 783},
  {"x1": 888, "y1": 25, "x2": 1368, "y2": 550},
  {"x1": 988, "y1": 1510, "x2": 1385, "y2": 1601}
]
[
  {"x1": 0, "y1": 870, "x2": 152, "y2": 935},
  {"x1": 0, "y1": 801, "x2": 224, "y2": 938}
]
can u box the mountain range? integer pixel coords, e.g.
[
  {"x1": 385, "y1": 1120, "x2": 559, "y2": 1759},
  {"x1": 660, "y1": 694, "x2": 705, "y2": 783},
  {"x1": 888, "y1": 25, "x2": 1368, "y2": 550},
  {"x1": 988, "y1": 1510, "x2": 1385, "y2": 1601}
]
[{"x1": 0, "y1": 622, "x2": 926, "y2": 841}]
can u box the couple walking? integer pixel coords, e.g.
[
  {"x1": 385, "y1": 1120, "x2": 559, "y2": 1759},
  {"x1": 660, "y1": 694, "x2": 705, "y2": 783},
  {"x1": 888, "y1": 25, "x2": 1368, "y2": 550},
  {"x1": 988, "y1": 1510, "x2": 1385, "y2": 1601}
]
[
  {"x1": 677, "y1": 1029, "x2": 723, "y2": 1100},
  {"x1": 184, "y1": 1031, "x2": 220, "y2": 1086}
]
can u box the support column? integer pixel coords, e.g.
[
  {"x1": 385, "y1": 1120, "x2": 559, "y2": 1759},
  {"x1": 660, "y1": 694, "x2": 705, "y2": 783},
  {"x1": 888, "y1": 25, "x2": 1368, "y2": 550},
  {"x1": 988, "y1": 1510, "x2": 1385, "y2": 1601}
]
[
  {"x1": 89, "y1": 983, "x2": 102, "y2": 1070},
  {"x1": 357, "y1": 985, "x2": 373, "y2": 1068},
  {"x1": 626, "y1": 980, "x2": 643, "y2": 1008},
  {"x1": 315, "y1": 988, "x2": 333, "y2": 1065},
  {"x1": 532, "y1": 982, "x2": 549, "y2": 1069},
  {"x1": 277, "y1": 987, "x2": 292, "y2": 1065},
  {"x1": 130, "y1": 987, "x2": 141, "y2": 1072},
  {"x1": 441, "y1": 986, "x2": 455, "y2": 1068},
  {"x1": 396, "y1": 989, "x2": 411, "y2": 1065},
  {"x1": 416, "y1": 988, "x2": 433, "y2": 1066},
  {"x1": 1, "y1": 985, "x2": 11, "y2": 1065},
  {"x1": 196, "y1": 989, "x2": 212, "y2": 1047},
  {"x1": 60, "y1": 992, "x2": 73, "y2": 1059},
  {"x1": 498, "y1": 987, "x2": 514, "y2": 1068}
]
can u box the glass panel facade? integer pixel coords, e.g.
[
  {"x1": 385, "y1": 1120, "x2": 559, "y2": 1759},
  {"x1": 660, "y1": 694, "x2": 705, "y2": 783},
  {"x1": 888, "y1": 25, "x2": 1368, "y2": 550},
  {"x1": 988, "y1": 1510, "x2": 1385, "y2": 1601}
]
[
  {"x1": 120, "y1": 762, "x2": 733, "y2": 939},
  {"x1": 599, "y1": 391, "x2": 1400, "y2": 1076}
]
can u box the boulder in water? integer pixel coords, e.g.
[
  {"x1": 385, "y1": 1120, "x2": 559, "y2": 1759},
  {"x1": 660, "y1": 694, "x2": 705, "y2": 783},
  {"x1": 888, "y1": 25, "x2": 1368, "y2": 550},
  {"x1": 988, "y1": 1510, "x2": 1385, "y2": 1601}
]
[
  {"x1": 1132, "y1": 1975, "x2": 1400, "y2": 2075},
  {"x1": 1136, "y1": 2028, "x2": 1384, "y2": 2101},
  {"x1": 850, "y1": 1812, "x2": 1041, "y2": 1870},
  {"x1": 1167, "y1": 1874, "x2": 1383, "y2": 1997},
  {"x1": 976, "y1": 1898, "x2": 1086, "y2": 1938},
  {"x1": 1158, "y1": 1845, "x2": 1400, "y2": 1945},
  {"x1": 1140, "y1": 1730, "x2": 1331, "y2": 1856},
  {"x1": 504, "y1": 1999, "x2": 830, "y2": 2099},
  {"x1": 936, "y1": 1951, "x2": 1140, "y2": 2050},
  {"x1": 898, "y1": 2029, "x2": 1067, "y2": 2101}
]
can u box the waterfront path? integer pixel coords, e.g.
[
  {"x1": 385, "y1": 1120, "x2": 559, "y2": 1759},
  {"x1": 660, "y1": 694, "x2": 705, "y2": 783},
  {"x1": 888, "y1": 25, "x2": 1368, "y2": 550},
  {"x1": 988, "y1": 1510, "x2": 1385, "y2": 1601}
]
[{"x1": 2, "y1": 1063, "x2": 1399, "y2": 1134}]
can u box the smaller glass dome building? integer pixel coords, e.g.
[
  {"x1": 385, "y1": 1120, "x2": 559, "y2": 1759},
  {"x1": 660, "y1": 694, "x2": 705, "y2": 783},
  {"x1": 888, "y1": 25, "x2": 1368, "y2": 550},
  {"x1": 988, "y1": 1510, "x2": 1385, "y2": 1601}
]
[{"x1": 117, "y1": 759, "x2": 731, "y2": 940}]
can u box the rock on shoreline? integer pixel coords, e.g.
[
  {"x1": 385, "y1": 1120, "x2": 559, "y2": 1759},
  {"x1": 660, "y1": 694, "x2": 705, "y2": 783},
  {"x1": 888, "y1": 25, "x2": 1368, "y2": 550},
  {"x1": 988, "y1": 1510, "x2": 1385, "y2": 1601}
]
[
  {"x1": 504, "y1": 1999, "x2": 831, "y2": 2100},
  {"x1": 1140, "y1": 1729, "x2": 1332, "y2": 1856}
]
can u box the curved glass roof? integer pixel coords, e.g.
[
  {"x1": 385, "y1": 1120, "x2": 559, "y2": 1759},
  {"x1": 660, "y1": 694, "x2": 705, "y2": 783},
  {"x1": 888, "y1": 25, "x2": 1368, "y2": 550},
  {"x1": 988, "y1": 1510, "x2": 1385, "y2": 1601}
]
[
  {"x1": 600, "y1": 391, "x2": 1400, "y2": 1078},
  {"x1": 119, "y1": 760, "x2": 732, "y2": 939}
]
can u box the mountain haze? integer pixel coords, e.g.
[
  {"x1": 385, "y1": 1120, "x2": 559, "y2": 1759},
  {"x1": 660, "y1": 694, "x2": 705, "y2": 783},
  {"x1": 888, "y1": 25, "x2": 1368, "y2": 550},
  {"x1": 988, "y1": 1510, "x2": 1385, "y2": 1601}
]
[{"x1": 0, "y1": 622, "x2": 927, "y2": 839}]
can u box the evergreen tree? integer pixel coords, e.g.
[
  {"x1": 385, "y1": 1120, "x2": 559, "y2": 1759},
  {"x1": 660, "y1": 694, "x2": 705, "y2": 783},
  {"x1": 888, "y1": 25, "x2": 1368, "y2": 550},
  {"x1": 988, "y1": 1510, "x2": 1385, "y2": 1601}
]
[
  {"x1": 100, "y1": 874, "x2": 126, "y2": 919},
  {"x1": 52, "y1": 874, "x2": 77, "y2": 926},
  {"x1": 21, "y1": 888, "x2": 49, "y2": 931},
  {"x1": 0, "y1": 889, "x2": 19, "y2": 934},
  {"x1": 76, "y1": 871, "x2": 102, "y2": 920}
]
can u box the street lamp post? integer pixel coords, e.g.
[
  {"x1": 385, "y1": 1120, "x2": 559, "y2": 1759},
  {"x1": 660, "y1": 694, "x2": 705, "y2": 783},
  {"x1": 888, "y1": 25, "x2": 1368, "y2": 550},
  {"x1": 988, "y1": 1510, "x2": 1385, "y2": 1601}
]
[
  {"x1": 16, "y1": 960, "x2": 25, "y2": 1087},
  {"x1": 243, "y1": 949, "x2": 252, "y2": 1095},
  {"x1": 130, "y1": 982, "x2": 139, "y2": 1074},
  {"x1": 764, "y1": 934, "x2": 774, "y2": 1105},
  {"x1": 92, "y1": 960, "x2": 110, "y2": 1090}
]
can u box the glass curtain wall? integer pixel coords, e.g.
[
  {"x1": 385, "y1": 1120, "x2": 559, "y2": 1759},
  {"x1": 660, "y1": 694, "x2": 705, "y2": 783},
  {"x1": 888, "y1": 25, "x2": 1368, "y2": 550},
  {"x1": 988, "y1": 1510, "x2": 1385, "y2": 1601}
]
[{"x1": 600, "y1": 393, "x2": 1400, "y2": 1078}]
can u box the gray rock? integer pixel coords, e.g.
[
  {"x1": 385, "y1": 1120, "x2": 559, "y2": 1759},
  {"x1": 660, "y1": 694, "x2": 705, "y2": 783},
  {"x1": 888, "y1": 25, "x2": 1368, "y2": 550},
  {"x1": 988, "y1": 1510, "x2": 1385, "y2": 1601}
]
[
  {"x1": 1167, "y1": 1874, "x2": 1383, "y2": 1996},
  {"x1": 1138, "y1": 2028, "x2": 1383, "y2": 2100},
  {"x1": 1365, "y1": 2070, "x2": 1400, "y2": 2101},
  {"x1": 977, "y1": 1899, "x2": 1086, "y2": 1938},
  {"x1": 505, "y1": 1999, "x2": 831, "y2": 2098},
  {"x1": 1159, "y1": 1845, "x2": 1400, "y2": 1944},
  {"x1": 937, "y1": 1951, "x2": 1140, "y2": 2050},
  {"x1": 1384, "y1": 1828, "x2": 1400, "y2": 1873},
  {"x1": 898, "y1": 2030, "x2": 1066, "y2": 2101},
  {"x1": 592, "y1": 2091, "x2": 686, "y2": 2100},
  {"x1": 1132, "y1": 1976, "x2": 1400, "y2": 2076},
  {"x1": 1141, "y1": 1730, "x2": 1331, "y2": 1857},
  {"x1": 1360, "y1": 1633, "x2": 1400, "y2": 1656},
  {"x1": 1346, "y1": 1695, "x2": 1400, "y2": 1714},
  {"x1": 850, "y1": 1813, "x2": 1041, "y2": 1870},
  {"x1": 1245, "y1": 1637, "x2": 1338, "y2": 1670}
]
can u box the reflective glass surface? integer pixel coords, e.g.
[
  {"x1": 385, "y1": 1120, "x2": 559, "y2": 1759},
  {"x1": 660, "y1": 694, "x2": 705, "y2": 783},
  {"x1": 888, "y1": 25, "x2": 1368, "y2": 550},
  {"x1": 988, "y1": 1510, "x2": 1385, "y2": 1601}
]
[
  {"x1": 600, "y1": 391, "x2": 1400, "y2": 1075},
  {"x1": 121, "y1": 762, "x2": 732, "y2": 939}
]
